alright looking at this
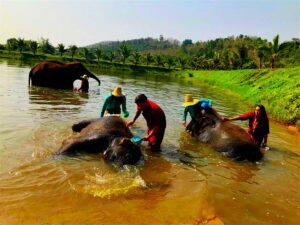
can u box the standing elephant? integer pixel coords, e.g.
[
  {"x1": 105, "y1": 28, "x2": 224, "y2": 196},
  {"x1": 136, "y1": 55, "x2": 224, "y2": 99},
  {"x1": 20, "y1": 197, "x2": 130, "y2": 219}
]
[
  {"x1": 28, "y1": 61, "x2": 101, "y2": 91},
  {"x1": 57, "y1": 116, "x2": 142, "y2": 166},
  {"x1": 186, "y1": 107, "x2": 263, "y2": 162}
]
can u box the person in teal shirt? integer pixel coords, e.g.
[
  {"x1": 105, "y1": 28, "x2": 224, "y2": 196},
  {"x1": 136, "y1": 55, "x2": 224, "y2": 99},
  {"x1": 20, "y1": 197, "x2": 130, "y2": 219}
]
[
  {"x1": 100, "y1": 86, "x2": 129, "y2": 117},
  {"x1": 182, "y1": 94, "x2": 213, "y2": 127}
]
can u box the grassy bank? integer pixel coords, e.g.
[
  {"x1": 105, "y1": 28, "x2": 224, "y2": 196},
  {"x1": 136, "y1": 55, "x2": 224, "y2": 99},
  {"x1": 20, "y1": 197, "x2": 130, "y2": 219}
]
[{"x1": 179, "y1": 68, "x2": 300, "y2": 128}]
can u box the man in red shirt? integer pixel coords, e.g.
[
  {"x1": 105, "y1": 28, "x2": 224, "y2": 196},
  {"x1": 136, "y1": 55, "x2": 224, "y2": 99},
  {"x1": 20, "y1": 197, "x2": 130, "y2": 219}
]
[{"x1": 127, "y1": 94, "x2": 166, "y2": 151}]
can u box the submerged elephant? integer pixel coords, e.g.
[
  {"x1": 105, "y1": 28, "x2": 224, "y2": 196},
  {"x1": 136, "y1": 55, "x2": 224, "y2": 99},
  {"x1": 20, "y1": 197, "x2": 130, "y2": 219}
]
[
  {"x1": 186, "y1": 107, "x2": 263, "y2": 162},
  {"x1": 57, "y1": 116, "x2": 142, "y2": 165},
  {"x1": 28, "y1": 60, "x2": 101, "y2": 91}
]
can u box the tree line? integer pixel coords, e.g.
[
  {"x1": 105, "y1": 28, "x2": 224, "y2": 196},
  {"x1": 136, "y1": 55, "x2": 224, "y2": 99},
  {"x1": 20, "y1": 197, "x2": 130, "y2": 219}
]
[{"x1": 0, "y1": 35, "x2": 299, "y2": 70}]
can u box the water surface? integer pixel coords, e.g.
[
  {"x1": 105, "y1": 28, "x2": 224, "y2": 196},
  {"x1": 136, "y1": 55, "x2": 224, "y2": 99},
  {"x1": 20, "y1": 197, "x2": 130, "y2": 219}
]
[{"x1": 0, "y1": 59, "x2": 299, "y2": 225}]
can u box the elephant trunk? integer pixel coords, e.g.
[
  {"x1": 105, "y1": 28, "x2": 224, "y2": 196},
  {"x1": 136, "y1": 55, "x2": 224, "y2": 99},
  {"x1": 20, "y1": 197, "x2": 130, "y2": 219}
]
[{"x1": 88, "y1": 73, "x2": 101, "y2": 86}]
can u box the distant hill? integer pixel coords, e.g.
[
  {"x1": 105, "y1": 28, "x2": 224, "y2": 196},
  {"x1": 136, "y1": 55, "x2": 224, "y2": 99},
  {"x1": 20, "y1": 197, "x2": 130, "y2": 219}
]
[{"x1": 85, "y1": 37, "x2": 180, "y2": 53}]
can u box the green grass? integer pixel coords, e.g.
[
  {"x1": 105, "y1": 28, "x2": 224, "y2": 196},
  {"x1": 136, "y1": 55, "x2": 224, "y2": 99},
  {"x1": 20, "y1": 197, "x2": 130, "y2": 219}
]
[{"x1": 179, "y1": 68, "x2": 300, "y2": 128}]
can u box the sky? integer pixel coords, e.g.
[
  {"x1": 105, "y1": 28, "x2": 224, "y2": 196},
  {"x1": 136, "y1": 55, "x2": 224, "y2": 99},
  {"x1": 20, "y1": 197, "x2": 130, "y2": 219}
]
[{"x1": 1, "y1": 0, "x2": 300, "y2": 47}]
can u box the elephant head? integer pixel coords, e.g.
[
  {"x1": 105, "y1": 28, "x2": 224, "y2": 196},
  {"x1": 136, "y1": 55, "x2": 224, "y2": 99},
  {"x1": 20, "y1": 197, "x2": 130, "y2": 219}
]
[
  {"x1": 103, "y1": 137, "x2": 141, "y2": 166},
  {"x1": 68, "y1": 62, "x2": 101, "y2": 86}
]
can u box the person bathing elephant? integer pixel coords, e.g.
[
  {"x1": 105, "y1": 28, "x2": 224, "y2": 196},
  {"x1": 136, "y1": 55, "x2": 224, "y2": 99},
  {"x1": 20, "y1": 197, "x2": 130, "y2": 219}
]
[
  {"x1": 28, "y1": 60, "x2": 101, "y2": 91},
  {"x1": 182, "y1": 96, "x2": 263, "y2": 162},
  {"x1": 57, "y1": 116, "x2": 142, "y2": 166}
]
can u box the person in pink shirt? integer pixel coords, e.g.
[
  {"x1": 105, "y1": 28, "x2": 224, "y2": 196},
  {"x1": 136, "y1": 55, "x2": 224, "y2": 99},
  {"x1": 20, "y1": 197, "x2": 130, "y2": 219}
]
[
  {"x1": 127, "y1": 94, "x2": 166, "y2": 151},
  {"x1": 224, "y1": 104, "x2": 269, "y2": 147}
]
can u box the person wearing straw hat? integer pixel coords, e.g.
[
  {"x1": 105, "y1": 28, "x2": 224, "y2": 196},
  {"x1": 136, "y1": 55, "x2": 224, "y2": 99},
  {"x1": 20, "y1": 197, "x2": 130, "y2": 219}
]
[
  {"x1": 100, "y1": 86, "x2": 129, "y2": 117},
  {"x1": 78, "y1": 74, "x2": 89, "y2": 92},
  {"x1": 181, "y1": 94, "x2": 202, "y2": 127}
]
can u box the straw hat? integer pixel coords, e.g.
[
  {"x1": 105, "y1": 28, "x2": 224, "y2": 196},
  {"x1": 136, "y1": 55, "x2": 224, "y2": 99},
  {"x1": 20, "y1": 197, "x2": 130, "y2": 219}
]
[
  {"x1": 111, "y1": 86, "x2": 124, "y2": 97},
  {"x1": 182, "y1": 94, "x2": 199, "y2": 107},
  {"x1": 81, "y1": 74, "x2": 88, "y2": 80}
]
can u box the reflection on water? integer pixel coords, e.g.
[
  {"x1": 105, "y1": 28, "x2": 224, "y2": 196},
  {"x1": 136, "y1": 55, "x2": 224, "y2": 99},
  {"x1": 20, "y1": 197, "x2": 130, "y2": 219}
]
[{"x1": 0, "y1": 59, "x2": 300, "y2": 225}]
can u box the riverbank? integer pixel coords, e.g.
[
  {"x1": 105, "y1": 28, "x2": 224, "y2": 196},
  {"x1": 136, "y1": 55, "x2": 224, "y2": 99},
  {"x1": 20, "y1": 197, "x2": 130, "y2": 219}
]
[{"x1": 178, "y1": 68, "x2": 300, "y2": 129}]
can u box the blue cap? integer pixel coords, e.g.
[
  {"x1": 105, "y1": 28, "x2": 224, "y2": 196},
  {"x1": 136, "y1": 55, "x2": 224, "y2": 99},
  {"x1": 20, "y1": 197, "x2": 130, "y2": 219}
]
[{"x1": 201, "y1": 102, "x2": 209, "y2": 109}]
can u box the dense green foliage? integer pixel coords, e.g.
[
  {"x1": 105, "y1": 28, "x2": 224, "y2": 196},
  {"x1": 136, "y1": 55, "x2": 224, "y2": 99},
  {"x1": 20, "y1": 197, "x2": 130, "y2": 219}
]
[
  {"x1": 1, "y1": 35, "x2": 299, "y2": 70},
  {"x1": 180, "y1": 67, "x2": 300, "y2": 127}
]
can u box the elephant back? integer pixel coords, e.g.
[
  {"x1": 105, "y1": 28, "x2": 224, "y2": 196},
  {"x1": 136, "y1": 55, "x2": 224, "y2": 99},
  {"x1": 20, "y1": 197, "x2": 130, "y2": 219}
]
[{"x1": 80, "y1": 116, "x2": 133, "y2": 138}]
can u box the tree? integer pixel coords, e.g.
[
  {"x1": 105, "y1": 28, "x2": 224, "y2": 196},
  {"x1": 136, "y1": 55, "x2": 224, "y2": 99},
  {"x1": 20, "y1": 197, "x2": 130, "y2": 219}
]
[
  {"x1": 57, "y1": 43, "x2": 65, "y2": 57},
  {"x1": 16, "y1": 38, "x2": 26, "y2": 53},
  {"x1": 268, "y1": 34, "x2": 285, "y2": 68},
  {"x1": 39, "y1": 38, "x2": 55, "y2": 54},
  {"x1": 119, "y1": 44, "x2": 131, "y2": 64},
  {"x1": 29, "y1": 41, "x2": 38, "y2": 55},
  {"x1": 234, "y1": 43, "x2": 248, "y2": 69},
  {"x1": 95, "y1": 48, "x2": 102, "y2": 63},
  {"x1": 132, "y1": 51, "x2": 141, "y2": 65},
  {"x1": 166, "y1": 56, "x2": 175, "y2": 69},
  {"x1": 83, "y1": 48, "x2": 89, "y2": 61},
  {"x1": 69, "y1": 45, "x2": 78, "y2": 60},
  {"x1": 178, "y1": 57, "x2": 187, "y2": 70},
  {"x1": 145, "y1": 53, "x2": 153, "y2": 65},
  {"x1": 155, "y1": 55, "x2": 164, "y2": 67},
  {"x1": 109, "y1": 51, "x2": 116, "y2": 63},
  {"x1": 6, "y1": 38, "x2": 18, "y2": 52}
]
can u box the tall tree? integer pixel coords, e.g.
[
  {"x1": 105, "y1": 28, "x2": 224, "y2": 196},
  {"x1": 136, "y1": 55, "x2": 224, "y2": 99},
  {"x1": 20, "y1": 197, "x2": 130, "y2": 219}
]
[
  {"x1": 57, "y1": 43, "x2": 65, "y2": 57},
  {"x1": 83, "y1": 48, "x2": 89, "y2": 61},
  {"x1": 16, "y1": 38, "x2": 26, "y2": 53},
  {"x1": 119, "y1": 44, "x2": 131, "y2": 64},
  {"x1": 95, "y1": 48, "x2": 102, "y2": 63},
  {"x1": 29, "y1": 41, "x2": 38, "y2": 55},
  {"x1": 132, "y1": 51, "x2": 141, "y2": 65},
  {"x1": 6, "y1": 38, "x2": 18, "y2": 52},
  {"x1": 145, "y1": 53, "x2": 153, "y2": 65},
  {"x1": 109, "y1": 51, "x2": 116, "y2": 63},
  {"x1": 268, "y1": 34, "x2": 283, "y2": 68},
  {"x1": 39, "y1": 38, "x2": 55, "y2": 54},
  {"x1": 69, "y1": 45, "x2": 78, "y2": 60}
]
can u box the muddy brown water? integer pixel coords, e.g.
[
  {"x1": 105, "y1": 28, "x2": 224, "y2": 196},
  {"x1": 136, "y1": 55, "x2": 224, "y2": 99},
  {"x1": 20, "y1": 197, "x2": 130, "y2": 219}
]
[{"x1": 0, "y1": 59, "x2": 299, "y2": 225}]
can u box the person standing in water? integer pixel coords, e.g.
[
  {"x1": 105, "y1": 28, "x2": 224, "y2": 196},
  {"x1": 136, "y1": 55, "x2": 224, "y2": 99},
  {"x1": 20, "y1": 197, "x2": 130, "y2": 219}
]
[
  {"x1": 223, "y1": 104, "x2": 270, "y2": 147},
  {"x1": 127, "y1": 94, "x2": 166, "y2": 151},
  {"x1": 100, "y1": 86, "x2": 129, "y2": 117}
]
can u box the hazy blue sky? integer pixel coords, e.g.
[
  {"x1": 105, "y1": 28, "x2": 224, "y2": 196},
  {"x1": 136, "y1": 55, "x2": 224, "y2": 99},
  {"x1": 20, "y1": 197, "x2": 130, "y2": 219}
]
[{"x1": 1, "y1": 0, "x2": 299, "y2": 47}]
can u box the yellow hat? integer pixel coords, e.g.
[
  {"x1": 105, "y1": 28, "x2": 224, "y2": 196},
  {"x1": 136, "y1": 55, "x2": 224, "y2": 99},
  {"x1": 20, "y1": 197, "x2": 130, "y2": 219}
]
[
  {"x1": 111, "y1": 86, "x2": 124, "y2": 97},
  {"x1": 182, "y1": 94, "x2": 198, "y2": 107},
  {"x1": 81, "y1": 74, "x2": 88, "y2": 80}
]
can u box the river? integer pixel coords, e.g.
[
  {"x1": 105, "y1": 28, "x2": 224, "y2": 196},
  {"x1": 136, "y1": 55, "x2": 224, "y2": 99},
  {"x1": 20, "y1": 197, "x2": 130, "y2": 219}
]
[{"x1": 0, "y1": 59, "x2": 299, "y2": 225}]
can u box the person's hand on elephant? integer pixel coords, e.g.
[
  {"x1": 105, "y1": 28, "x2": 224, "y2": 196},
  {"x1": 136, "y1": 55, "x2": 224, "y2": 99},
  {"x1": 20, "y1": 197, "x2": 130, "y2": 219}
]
[
  {"x1": 126, "y1": 121, "x2": 134, "y2": 127},
  {"x1": 142, "y1": 135, "x2": 149, "y2": 141},
  {"x1": 222, "y1": 117, "x2": 230, "y2": 122},
  {"x1": 182, "y1": 121, "x2": 186, "y2": 127}
]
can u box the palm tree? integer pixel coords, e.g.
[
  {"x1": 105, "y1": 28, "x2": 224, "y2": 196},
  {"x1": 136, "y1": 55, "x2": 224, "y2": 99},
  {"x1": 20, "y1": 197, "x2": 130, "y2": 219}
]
[
  {"x1": 166, "y1": 56, "x2": 175, "y2": 69},
  {"x1": 132, "y1": 51, "x2": 141, "y2": 65},
  {"x1": 268, "y1": 35, "x2": 284, "y2": 68},
  {"x1": 178, "y1": 57, "x2": 187, "y2": 70},
  {"x1": 95, "y1": 48, "x2": 102, "y2": 63},
  {"x1": 16, "y1": 38, "x2": 26, "y2": 53},
  {"x1": 119, "y1": 44, "x2": 131, "y2": 64},
  {"x1": 155, "y1": 55, "x2": 164, "y2": 67},
  {"x1": 145, "y1": 53, "x2": 153, "y2": 65},
  {"x1": 234, "y1": 43, "x2": 248, "y2": 69},
  {"x1": 69, "y1": 45, "x2": 78, "y2": 60},
  {"x1": 58, "y1": 43, "x2": 65, "y2": 57},
  {"x1": 109, "y1": 51, "x2": 116, "y2": 63},
  {"x1": 83, "y1": 48, "x2": 89, "y2": 61},
  {"x1": 29, "y1": 41, "x2": 38, "y2": 55}
]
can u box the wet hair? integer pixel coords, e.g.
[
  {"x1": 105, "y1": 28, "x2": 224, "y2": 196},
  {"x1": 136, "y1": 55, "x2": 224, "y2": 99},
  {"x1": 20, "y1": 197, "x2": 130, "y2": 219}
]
[
  {"x1": 135, "y1": 94, "x2": 148, "y2": 104},
  {"x1": 256, "y1": 104, "x2": 268, "y2": 120}
]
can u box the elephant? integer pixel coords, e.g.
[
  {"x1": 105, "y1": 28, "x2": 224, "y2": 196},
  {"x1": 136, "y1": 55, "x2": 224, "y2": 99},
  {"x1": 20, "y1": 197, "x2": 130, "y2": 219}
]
[
  {"x1": 28, "y1": 60, "x2": 101, "y2": 91},
  {"x1": 186, "y1": 107, "x2": 263, "y2": 162},
  {"x1": 57, "y1": 116, "x2": 142, "y2": 166}
]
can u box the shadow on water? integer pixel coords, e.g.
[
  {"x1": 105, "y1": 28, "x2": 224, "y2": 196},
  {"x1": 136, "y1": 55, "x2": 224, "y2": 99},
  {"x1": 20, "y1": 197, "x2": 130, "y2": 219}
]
[{"x1": 28, "y1": 86, "x2": 89, "y2": 112}]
